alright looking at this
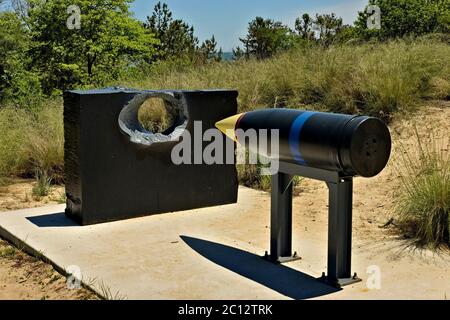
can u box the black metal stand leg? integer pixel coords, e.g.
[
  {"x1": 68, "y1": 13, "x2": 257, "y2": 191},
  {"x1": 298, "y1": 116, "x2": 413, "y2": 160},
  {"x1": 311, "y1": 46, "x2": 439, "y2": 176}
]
[
  {"x1": 325, "y1": 179, "x2": 360, "y2": 286},
  {"x1": 265, "y1": 162, "x2": 361, "y2": 287},
  {"x1": 267, "y1": 172, "x2": 300, "y2": 263}
]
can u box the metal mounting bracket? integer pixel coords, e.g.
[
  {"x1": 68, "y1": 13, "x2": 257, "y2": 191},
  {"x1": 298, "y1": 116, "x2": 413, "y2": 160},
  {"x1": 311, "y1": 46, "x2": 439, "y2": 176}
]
[{"x1": 267, "y1": 161, "x2": 360, "y2": 287}]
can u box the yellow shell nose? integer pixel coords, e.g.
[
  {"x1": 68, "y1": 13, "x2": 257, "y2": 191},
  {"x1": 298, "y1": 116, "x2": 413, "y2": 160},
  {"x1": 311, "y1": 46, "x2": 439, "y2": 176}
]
[{"x1": 215, "y1": 113, "x2": 244, "y2": 142}]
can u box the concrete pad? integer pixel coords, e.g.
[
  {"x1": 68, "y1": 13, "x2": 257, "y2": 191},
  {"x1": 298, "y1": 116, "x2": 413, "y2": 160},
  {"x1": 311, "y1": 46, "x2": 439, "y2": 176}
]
[{"x1": 0, "y1": 187, "x2": 449, "y2": 300}]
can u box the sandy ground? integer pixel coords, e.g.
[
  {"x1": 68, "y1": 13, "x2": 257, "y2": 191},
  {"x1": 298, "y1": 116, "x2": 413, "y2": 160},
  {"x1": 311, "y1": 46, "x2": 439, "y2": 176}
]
[
  {"x1": 0, "y1": 180, "x2": 65, "y2": 212},
  {"x1": 0, "y1": 182, "x2": 97, "y2": 299},
  {"x1": 0, "y1": 101, "x2": 448, "y2": 300},
  {"x1": 0, "y1": 239, "x2": 97, "y2": 300}
]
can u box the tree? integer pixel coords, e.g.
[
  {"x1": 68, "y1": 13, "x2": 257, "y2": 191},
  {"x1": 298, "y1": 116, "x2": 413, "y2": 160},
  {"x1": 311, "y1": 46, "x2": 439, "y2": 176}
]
[
  {"x1": 232, "y1": 46, "x2": 245, "y2": 60},
  {"x1": 334, "y1": 25, "x2": 359, "y2": 43},
  {"x1": 240, "y1": 17, "x2": 294, "y2": 59},
  {"x1": 355, "y1": 0, "x2": 450, "y2": 40},
  {"x1": 0, "y1": 11, "x2": 41, "y2": 105},
  {"x1": 199, "y1": 35, "x2": 221, "y2": 62},
  {"x1": 295, "y1": 13, "x2": 315, "y2": 40},
  {"x1": 27, "y1": 0, "x2": 157, "y2": 93},
  {"x1": 8, "y1": 0, "x2": 30, "y2": 26},
  {"x1": 313, "y1": 13, "x2": 344, "y2": 46},
  {"x1": 145, "y1": 2, "x2": 198, "y2": 60}
]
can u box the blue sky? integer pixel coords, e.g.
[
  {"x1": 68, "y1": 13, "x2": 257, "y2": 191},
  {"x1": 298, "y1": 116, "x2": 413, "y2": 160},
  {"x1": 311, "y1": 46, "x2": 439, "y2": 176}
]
[{"x1": 130, "y1": 0, "x2": 369, "y2": 51}]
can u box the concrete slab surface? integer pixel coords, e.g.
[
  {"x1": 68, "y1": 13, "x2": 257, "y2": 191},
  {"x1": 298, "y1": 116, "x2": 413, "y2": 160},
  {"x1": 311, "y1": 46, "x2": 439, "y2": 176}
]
[{"x1": 0, "y1": 187, "x2": 449, "y2": 300}]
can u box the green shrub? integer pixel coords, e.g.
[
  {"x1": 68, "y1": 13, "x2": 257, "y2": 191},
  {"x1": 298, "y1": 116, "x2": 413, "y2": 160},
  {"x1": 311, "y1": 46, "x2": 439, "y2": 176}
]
[
  {"x1": 32, "y1": 169, "x2": 52, "y2": 199},
  {"x1": 394, "y1": 129, "x2": 450, "y2": 248}
]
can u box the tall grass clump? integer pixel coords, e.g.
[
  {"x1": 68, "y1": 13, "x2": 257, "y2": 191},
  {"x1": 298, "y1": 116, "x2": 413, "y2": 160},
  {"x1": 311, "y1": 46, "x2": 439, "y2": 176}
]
[
  {"x1": 0, "y1": 101, "x2": 64, "y2": 183},
  {"x1": 32, "y1": 168, "x2": 52, "y2": 199},
  {"x1": 394, "y1": 129, "x2": 450, "y2": 248},
  {"x1": 0, "y1": 106, "x2": 31, "y2": 177},
  {"x1": 138, "y1": 97, "x2": 178, "y2": 133}
]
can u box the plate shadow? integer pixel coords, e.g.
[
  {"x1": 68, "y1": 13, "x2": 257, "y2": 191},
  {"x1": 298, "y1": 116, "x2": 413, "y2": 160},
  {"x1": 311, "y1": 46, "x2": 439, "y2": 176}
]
[
  {"x1": 27, "y1": 213, "x2": 80, "y2": 228},
  {"x1": 181, "y1": 235, "x2": 340, "y2": 300}
]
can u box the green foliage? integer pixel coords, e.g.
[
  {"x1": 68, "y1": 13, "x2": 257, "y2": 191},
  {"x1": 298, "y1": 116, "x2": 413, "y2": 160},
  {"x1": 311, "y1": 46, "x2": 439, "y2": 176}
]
[
  {"x1": 334, "y1": 25, "x2": 360, "y2": 43},
  {"x1": 199, "y1": 35, "x2": 222, "y2": 63},
  {"x1": 145, "y1": 2, "x2": 198, "y2": 61},
  {"x1": 237, "y1": 13, "x2": 351, "y2": 60},
  {"x1": 313, "y1": 13, "x2": 344, "y2": 46},
  {"x1": 395, "y1": 128, "x2": 450, "y2": 248},
  {"x1": 232, "y1": 46, "x2": 245, "y2": 60},
  {"x1": 0, "y1": 11, "x2": 42, "y2": 106},
  {"x1": 355, "y1": 0, "x2": 450, "y2": 40},
  {"x1": 27, "y1": 0, "x2": 157, "y2": 93},
  {"x1": 295, "y1": 13, "x2": 315, "y2": 40},
  {"x1": 239, "y1": 17, "x2": 295, "y2": 59},
  {"x1": 144, "y1": 2, "x2": 223, "y2": 65}
]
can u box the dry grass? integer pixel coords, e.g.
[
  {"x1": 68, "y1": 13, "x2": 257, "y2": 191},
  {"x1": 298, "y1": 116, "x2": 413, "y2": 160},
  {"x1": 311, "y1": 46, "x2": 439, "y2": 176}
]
[
  {"x1": 394, "y1": 128, "x2": 450, "y2": 248},
  {"x1": 0, "y1": 99, "x2": 64, "y2": 182},
  {"x1": 138, "y1": 97, "x2": 175, "y2": 133},
  {"x1": 31, "y1": 169, "x2": 52, "y2": 199},
  {"x1": 123, "y1": 38, "x2": 450, "y2": 121}
]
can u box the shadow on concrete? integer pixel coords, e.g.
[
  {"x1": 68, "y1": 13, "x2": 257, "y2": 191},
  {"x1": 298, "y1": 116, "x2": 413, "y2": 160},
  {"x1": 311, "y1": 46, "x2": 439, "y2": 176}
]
[
  {"x1": 26, "y1": 213, "x2": 80, "y2": 228},
  {"x1": 181, "y1": 235, "x2": 340, "y2": 300}
]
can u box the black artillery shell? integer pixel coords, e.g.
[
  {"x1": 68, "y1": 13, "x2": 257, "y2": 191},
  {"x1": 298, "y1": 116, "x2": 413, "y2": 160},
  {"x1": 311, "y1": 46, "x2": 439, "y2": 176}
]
[{"x1": 235, "y1": 109, "x2": 391, "y2": 178}]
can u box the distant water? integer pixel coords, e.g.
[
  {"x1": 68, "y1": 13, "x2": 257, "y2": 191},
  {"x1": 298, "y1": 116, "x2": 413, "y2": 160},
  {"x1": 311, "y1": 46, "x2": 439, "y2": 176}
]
[{"x1": 221, "y1": 52, "x2": 234, "y2": 61}]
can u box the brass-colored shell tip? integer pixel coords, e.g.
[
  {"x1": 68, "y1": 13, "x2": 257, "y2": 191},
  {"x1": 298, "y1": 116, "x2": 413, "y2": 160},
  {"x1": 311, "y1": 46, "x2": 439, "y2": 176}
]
[{"x1": 215, "y1": 113, "x2": 244, "y2": 142}]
